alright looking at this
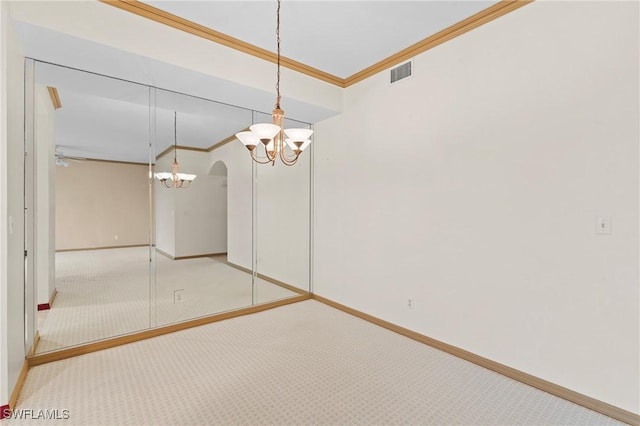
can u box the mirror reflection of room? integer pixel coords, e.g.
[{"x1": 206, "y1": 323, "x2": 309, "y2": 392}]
[
  {"x1": 152, "y1": 89, "x2": 303, "y2": 327},
  {"x1": 34, "y1": 62, "x2": 152, "y2": 353},
  {"x1": 30, "y1": 61, "x2": 312, "y2": 355}
]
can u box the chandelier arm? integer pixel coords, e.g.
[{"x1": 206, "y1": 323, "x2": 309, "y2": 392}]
[
  {"x1": 279, "y1": 143, "x2": 301, "y2": 163},
  {"x1": 280, "y1": 157, "x2": 299, "y2": 167},
  {"x1": 251, "y1": 150, "x2": 277, "y2": 165},
  {"x1": 279, "y1": 149, "x2": 300, "y2": 166}
]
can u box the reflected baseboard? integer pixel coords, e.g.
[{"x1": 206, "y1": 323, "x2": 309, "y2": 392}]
[
  {"x1": 226, "y1": 261, "x2": 308, "y2": 295},
  {"x1": 28, "y1": 331, "x2": 40, "y2": 357},
  {"x1": 155, "y1": 248, "x2": 227, "y2": 261},
  {"x1": 56, "y1": 244, "x2": 148, "y2": 252},
  {"x1": 50, "y1": 288, "x2": 58, "y2": 307},
  {"x1": 27, "y1": 293, "x2": 311, "y2": 367}
]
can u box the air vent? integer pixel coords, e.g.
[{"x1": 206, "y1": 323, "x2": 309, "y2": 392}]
[{"x1": 390, "y1": 60, "x2": 413, "y2": 84}]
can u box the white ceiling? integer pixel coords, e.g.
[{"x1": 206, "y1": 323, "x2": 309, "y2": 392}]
[
  {"x1": 15, "y1": 1, "x2": 498, "y2": 163},
  {"x1": 145, "y1": 1, "x2": 496, "y2": 78}
]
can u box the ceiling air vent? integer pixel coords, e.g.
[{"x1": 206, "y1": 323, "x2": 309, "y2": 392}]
[{"x1": 390, "y1": 60, "x2": 413, "y2": 84}]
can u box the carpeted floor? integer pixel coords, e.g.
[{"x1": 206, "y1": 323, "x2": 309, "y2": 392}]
[
  {"x1": 12, "y1": 300, "x2": 623, "y2": 425},
  {"x1": 36, "y1": 247, "x2": 297, "y2": 353}
]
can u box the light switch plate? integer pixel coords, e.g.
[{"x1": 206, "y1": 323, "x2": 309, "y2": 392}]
[{"x1": 595, "y1": 216, "x2": 612, "y2": 235}]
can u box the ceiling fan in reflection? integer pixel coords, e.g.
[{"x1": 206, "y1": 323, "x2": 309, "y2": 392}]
[{"x1": 54, "y1": 145, "x2": 89, "y2": 167}]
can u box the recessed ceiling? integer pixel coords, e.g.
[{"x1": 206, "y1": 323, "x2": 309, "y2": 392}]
[{"x1": 143, "y1": 1, "x2": 497, "y2": 79}]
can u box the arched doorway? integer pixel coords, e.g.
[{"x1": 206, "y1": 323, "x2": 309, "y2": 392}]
[{"x1": 209, "y1": 161, "x2": 228, "y2": 255}]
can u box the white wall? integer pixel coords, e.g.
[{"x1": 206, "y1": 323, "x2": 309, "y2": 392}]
[
  {"x1": 209, "y1": 160, "x2": 228, "y2": 254},
  {"x1": 172, "y1": 150, "x2": 228, "y2": 258},
  {"x1": 0, "y1": 0, "x2": 25, "y2": 407},
  {"x1": 209, "y1": 143, "x2": 253, "y2": 269},
  {"x1": 35, "y1": 85, "x2": 55, "y2": 306},
  {"x1": 156, "y1": 149, "x2": 236, "y2": 259},
  {"x1": 256, "y1": 145, "x2": 310, "y2": 289},
  {"x1": 160, "y1": 139, "x2": 311, "y2": 291},
  {"x1": 314, "y1": 1, "x2": 639, "y2": 414}
]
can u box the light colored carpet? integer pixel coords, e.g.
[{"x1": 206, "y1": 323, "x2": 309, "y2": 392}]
[
  {"x1": 12, "y1": 300, "x2": 622, "y2": 425},
  {"x1": 36, "y1": 247, "x2": 297, "y2": 353}
]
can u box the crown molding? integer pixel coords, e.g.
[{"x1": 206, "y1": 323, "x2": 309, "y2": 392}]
[
  {"x1": 208, "y1": 128, "x2": 248, "y2": 152},
  {"x1": 343, "y1": 0, "x2": 534, "y2": 87},
  {"x1": 99, "y1": 0, "x2": 345, "y2": 87},
  {"x1": 100, "y1": 1, "x2": 534, "y2": 89},
  {"x1": 156, "y1": 144, "x2": 209, "y2": 161},
  {"x1": 47, "y1": 86, "x2": 62, "y2": 109}
]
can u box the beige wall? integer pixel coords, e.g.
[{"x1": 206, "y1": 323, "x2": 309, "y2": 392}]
[
  {"x1": 314, "y1": 1, "x2": 638, "y2": 414},
  {"x1": 56, "y1": 160, "x2": 149, "y2": 250}
]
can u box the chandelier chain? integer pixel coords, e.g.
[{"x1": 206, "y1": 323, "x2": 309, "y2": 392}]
[
  {"x1": 275, "y1": 0, "x2": 281, "y2": 109},
  {"x1": 173, "y1": 111, "x2": 177, "y2": 163},
  {"x1": 234, "y1": 0, "x2": 312, "y2": 166}
]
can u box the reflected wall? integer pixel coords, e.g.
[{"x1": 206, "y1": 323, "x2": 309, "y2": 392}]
[
  {"x1": 25, "y1": 60, "x2": 313, "y2": 354},
  {"x1": 254, "y1": 111, "x2": 311, "y2": 295}
]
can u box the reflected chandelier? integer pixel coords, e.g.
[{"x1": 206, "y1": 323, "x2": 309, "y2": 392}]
[
  {"x1": 155, "y1": 111, "x2": 197, "y2": 188},
  {"x1": 235, "y1": 0, "x2": 313, "y2": 166}
]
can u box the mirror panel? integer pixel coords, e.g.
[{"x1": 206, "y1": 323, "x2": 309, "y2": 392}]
[
  {"x1": 25, "y1": 61, "x2": 313, "y2": 355},
  {"x1": 153, "y1": 88, "x2": 255, "y2": 326},
  {"x1": 32, "y1": 62, "x2": 152, "y2": 353}
]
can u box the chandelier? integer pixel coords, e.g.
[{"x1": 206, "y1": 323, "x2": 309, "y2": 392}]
[
  {"x1": 155, "y1": 111, "x2": 197, "y2": 188},
  {"x1": 235, "y1": 0, "x2": 313, "y2": 166}
]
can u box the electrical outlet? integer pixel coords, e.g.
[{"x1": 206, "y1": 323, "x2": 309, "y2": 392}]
[
  {"x1": 408, "y1": 298, "x2": 413, "y2": 308},
  {"x1": 174, "y1": 289, "x2": 184, "y2": 304},
  {"x1": 114, "y1": 234, "x2": 119, "y2": 241}
]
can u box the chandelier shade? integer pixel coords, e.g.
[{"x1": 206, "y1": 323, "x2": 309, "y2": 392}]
[
  {"x1": 236, "y1": 131, "x2": 260, "y2": 150},
  {"x1": 235, "y1": 0, "x2": 313, "y2": 166},
  {"x1": 285, "y1": 138, "x2": 311, "y2": 152},
  {"x1": 283, "y1": 128, "x2": 313, "y2": 141},
  {"x1": 250, "y1": 123, "x2": 281, "y2": 142}
]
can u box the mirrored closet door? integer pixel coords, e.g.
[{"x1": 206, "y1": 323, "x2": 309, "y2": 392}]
[
  {"x1": 25, "y1": 60, "x2": 313, "y2": 356},
  {"x1": 152, "y1": 88, "x2": 255, "y2": 327},
  {"x1": 29, "y1": 61, "x2": 153, "y2": 353}
]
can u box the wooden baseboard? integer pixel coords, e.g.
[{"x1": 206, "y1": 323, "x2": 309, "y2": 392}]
[
  {"x1": 28, "y1": 293, "x2": 311, "y2": 367},
  {"x1": 156, "y1": 249, "x2": 227, "y2": 261},
  {"x1": 10, "y1": 332, "x2": 42, "y2": 415},
  {"x1": 56, "y1": 244, "x2": 147, "y2": 253},
  {"x1": 155, "y1": 248, "x2": 174, "y2": 260},
  {"x1": 226, "y1": 261, "x2": 308, "y2": 295},
  {"x1": 225, "y1": 261, "x2": 252, "y2": 274},
  {"x1": 8, "y1": 359, "x2": 29, "y2": 411},
  {"x1": 175, "y1": 252, "x2": 226, "y2": 260},
  {"x1": 311, "y1": 294, "x2": 639, "y2": 426}
]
